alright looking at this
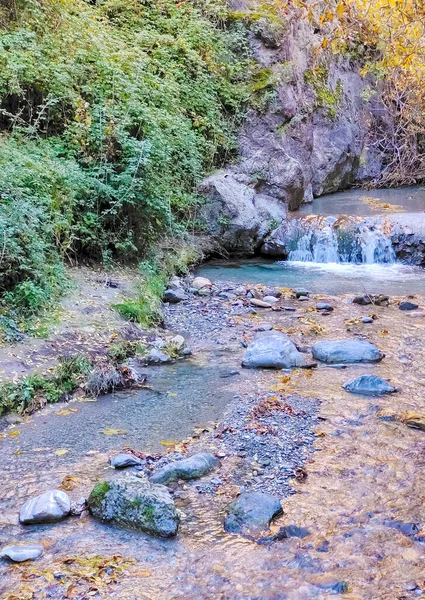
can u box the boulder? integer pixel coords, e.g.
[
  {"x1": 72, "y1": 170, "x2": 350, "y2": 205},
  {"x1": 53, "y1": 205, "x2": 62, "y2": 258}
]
[
  {"x1": 224, "y1": 492, "x2": 282, "y2": 535},
  {"x1": 343, "y1": 375, "x2": 396, "y2": 396},
  {"x1": 88, "y1": 476, "x2": 179, "y2": 537},
  {"x1": 0, "y1": 544, "x2": 44, "y2": 562},
  {"x1": 399, "y1": 301, "x2": 419, "y2": 311},
  {"x1": 163, "y1": 288, "x2": 187, "y2": 303},
  {"x1": 242, "y1": 332, "x2": 306, "y2": 369},
  {"x1": 110, "y1": 454, "x2": 143, "y2": 469},
  {"x1": 192, "y1": 277, "x2": 212, "y2": 290},
  {"x1": 19, "y1": 490, "x2": 71, "y2": 524},
  {"x1": 199, "y1": 171, "x2": 286, "y2": 255},
  {"x1": 312, "y1": 340, "x2": 383, "y2": 364},
  {"x1": 150, "y1": 453, "x2": 220, "y2": 485}
]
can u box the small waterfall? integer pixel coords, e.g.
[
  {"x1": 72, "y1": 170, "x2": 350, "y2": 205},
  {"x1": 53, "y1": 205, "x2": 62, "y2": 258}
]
[{"x1": 286, "y1": 216, "x2": 395, "y2": 265}]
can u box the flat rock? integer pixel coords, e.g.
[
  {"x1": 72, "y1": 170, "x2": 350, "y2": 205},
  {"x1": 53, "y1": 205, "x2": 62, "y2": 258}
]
[
  {"x1": 88, "y1": 476, "x2": 179, "y2": 537},
  {"x1": 224, "y1": 492, "x2": 282, "y2": 535},
  {"x1": 316, "y1": 303, "x2": 333, "y2": 311},
  {"x1": 163, "y1": 288, "x2": 187, "y2": 303},
  {"x1": 399, "y1": 301, "x2": 419, "y2": 311},
  {"x1": 19, "y1": 490, "x2": 71, "y2": 524},
  {"x1": 250, "y1": 298, "x2": 272, "y2": 308},
  {"x1": 110, "y1": 454, "x2": 143, "y2": 468},
  {"x1": 192, "y1": 277, "x2": 212, "y2": 290},
  {"x1": 312, "y1": 340, "x2": 383, "y2": 364},
  {"x1": 242, "y1": 332, "x2": 306, "y2": 369},
  {"x1": 361, "y1": 316, "x2": 374, "y2": 323},
  {"x1": 343, "y1": 375, "x2": 396, "y2": 396},
  {"x1": 150, "y1": 453, "x2": 220, "y2": 485},
  {"x1": 0, "y1": 544, "x2": 44, "y2": 562}
]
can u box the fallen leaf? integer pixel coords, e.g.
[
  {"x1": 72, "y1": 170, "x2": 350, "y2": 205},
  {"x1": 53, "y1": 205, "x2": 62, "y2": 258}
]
[
  {"x1": 55, "y1": 448, "x2": 69, "y2": 456},
  {"x1": 101, "y1": 428, "x2": 127, "y2": 435}
]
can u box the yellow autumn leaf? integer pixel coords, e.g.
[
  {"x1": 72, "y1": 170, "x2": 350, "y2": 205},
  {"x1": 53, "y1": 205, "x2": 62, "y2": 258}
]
[
  {"x1": 101, "y1": 428, "x2": 127, "y2": 435},
  {"x1": 55, "y1": 448, "x2": 69, "y2": 456}
]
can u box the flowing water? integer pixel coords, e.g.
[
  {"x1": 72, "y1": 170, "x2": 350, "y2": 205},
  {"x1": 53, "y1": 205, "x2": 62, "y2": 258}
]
[{"x1": 4, "y1": 188, "x2": 425, "y2": 598}]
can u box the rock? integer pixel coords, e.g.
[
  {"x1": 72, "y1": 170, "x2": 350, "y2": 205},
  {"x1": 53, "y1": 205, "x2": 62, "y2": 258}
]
[
  {"x1": 250, "y1": 298, "x2": 272, "y2": 308},
  {"x1": 168, "y1": 335, "x2": 185, "y2": 352},
  {"x1": 88, "y1": 476, "x2": 179, "y2": 537},
  {"x1": 242, "y1": 332, "x2": 307, "y2": 369},
  {"x1": 399, "y1": 301, "x2": 419, "y2": 311},
  {"x1": 353, "y1": 294, "x2": 389, "y2": 306},
  {"x1": 219, "y1": 292, "x2": 236, "y2": 300},
  {"x1": 258, "y1": 524, "x2": 310, "y2": 544},
  {"x1": 361, "y1": 317, "x2": 374, "y2": 324},
  {"x1": 192, "y1": 277, "x2": 212, "y2": 290},
  {"x1": 294, "y1": 288, "x2": 309, "y2": 298},
  {"x1": 0, "y1": 544, "x2": 44, "y2": 562},
  {"x1": 235, "y1": 286, "x2": 247, "y2": 296},
  {"x1": 312, "y1": 340, "x2": 383, "y2": 364},
  {"x1": 199, "y1": 171, "x2": 287, "y2": 255},
  {"x1": 224, "y1": 492, "x2": 282, "y2": 535},
  {"x1": 264, "y1": 288, "x2": 282, "y2": 298},
  {"x1": 168, "y1": 276, "x2": 183, "y2": 290},
  {"x1": 145, "y1": 349, "x2": 171, "y2": 364},
  {"x1": 110, "y1": 454, "x2": 143, "y2": 469},
  {"x1": 150, "y1": 453, "x2": 220, "y2": 485},
  {"x1": 316, "y1": 303, "x2": 333, "y2": 311},
  {"x1": 197, "y1": 287, "x2": 211, "y2": 297},
  {"x1": 263, "y1": 296, "x2": 279, "y2": 304},
  {"x1": 163, "y1": 288, "x2": 187, "y2": 303},
  {"x1": 70, "y1": 497, "x2": 87, "y2": 517},
  {"x1": 19, "y1": 490, "x2": 71, "y2": 524},
  {"x1": 343, "y1": 375, "x2": 397, "y2": 396},
  {"x1": 255, "y1": 324, "x2": 273, "y2": 332},
  {"x1": 298, "y1": 296, "x2": 309, "y2": 301}
]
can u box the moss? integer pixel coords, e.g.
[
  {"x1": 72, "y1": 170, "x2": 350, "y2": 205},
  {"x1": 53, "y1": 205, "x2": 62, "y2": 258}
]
[
  {"x1": 304, "y1": 68, "x2": 343, "y2": 117},
  {"x1": 89, "y1": 482, "x2": 110, "y2": 507},
  {"x1": 143, "y1": 505, "x2": 155, "y2": 522}
]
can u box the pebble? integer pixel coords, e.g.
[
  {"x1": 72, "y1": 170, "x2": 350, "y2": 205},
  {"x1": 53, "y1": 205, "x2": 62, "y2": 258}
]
[
  {"x1": 250, "y1": 298, "x2": 272, "y2": 308},
  {"x1": 399, "y1": 301, "x2": 419, "y2": 311},
  {"x1": 361, "y1": 316, "x2": 374, "y2": 323},
  {"x1": 316, "y1": 303, "x2": 333, "y2": 311}
]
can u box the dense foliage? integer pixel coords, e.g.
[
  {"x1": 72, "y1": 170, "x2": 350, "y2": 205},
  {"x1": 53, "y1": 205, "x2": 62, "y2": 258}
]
[{"x1": 0, "y1": 0, "x2": 251, "y2": 311}]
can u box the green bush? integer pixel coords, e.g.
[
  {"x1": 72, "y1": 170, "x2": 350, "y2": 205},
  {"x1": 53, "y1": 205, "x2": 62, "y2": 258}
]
[{"x1": 0, "y1": 0, "x2": 252, "y2": 315}]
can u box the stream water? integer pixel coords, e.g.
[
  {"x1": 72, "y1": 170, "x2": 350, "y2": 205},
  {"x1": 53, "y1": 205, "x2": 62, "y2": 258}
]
[{"x1": 3, "y1": 187, "x2": 425, "y2": 598}]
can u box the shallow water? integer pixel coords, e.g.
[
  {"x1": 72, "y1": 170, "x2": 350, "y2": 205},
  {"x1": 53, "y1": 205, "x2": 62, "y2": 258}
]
[
  {"x1": 197, "y1": 258, "x2": 425, "y2": 295},
  {"x1": 297, "y1": 185, "x2": 425, "y2": 216}
]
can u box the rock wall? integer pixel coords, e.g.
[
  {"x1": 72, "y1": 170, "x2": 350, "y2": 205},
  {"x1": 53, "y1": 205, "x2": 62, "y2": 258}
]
[{"x1": 200, "y1": 9, "x2": 386, "y2": 256}]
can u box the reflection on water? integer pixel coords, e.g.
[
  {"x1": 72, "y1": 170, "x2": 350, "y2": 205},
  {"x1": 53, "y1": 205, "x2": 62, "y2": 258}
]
[
  {"x1": 197, "y1": 259, "x2": 425, "y2": 295},
  {"x1": 297, "y1": 185, "x2": 425, "y2": 216}
]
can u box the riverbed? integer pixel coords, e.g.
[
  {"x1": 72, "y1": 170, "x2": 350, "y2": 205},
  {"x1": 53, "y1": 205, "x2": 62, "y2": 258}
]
[{"x1": 2, "y1": 272, "x2": 425, "y2": 599}]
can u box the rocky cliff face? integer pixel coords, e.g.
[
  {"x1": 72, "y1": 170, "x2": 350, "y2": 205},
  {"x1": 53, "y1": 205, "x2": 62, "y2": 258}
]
[{"x1": 200, "y1": 9, "x2": 385, "y2": 256}]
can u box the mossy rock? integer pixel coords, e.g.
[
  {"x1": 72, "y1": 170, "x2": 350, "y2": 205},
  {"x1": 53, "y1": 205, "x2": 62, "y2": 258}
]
[{"x1": 87, "y1": 476, "x2": 180, "y2": 538}]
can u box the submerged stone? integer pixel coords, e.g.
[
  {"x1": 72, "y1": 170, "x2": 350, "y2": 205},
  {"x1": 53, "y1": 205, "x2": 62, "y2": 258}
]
[
  {"x1": 19, "y1": 490, "x2": 71, "y2": 525},
  {"x1": 312, "y1": 340, "x2": 383, "y2": 364},
  {"x1": 399, "y1": 301, "x2": 419, "y2": 311},
  {"x1": 150, "y1": 453, "x2": 220, "y2": 485},
  {"x1": 224, "y1": 492, "x2": 282, "y2": 535},
  {"x1": 0, "y1": 544, "x2": 44, "y2": 562},
  {"x1": 343, "y1": 375, "x2": 396, "y2": 396},
  {"x1": 242, "y1": 332, "x2": 306, "y2": 369},
  {"x1": 88, "y1": 476, "x2": 179, "y2": 537}
]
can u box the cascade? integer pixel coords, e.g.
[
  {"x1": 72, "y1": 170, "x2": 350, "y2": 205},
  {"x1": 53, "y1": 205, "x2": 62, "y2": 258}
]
[{"x1": 287, "y1": 217, "x2": 395, "y2": 265}]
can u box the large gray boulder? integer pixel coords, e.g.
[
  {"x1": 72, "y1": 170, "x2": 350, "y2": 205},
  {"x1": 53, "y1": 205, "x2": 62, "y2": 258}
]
[
  {"x1": 224, "y1": 492, "x2": 282, "y2": 535},
  {"x1": 19, "y1": 490, "x2": 71, "y2": 524},
  {"x1": 150, "y1": 453, "x2": 220, "y2": 485},
  {"x1": 0, "y1": 544, "x2": 44, "y2": 562},
  {"x1": 312, "y1": 340, "x2": 383, "y2": 364},
  {"x1": 242, "y1": 332, "x2": 306, "y2": 369},
  {"x1": 343, "y1": 375, "x2": 396, "y2": 396},
  {"x1": 199, "y1": 171, "x2": 286, "y2": 255},
  {"x1": 87, "y1": 476, "x2": 179, "y2": 537}
]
